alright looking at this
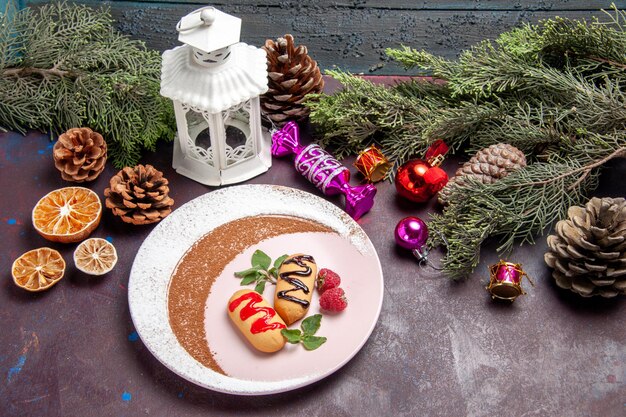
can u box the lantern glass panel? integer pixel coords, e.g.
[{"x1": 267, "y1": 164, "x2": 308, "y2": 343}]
[
  {"x1": 184, "y1": 107, "x2": 214, "y2": 166},
  {"x1": 223, "y1": 101, "x2": 254, "y2": 166}
]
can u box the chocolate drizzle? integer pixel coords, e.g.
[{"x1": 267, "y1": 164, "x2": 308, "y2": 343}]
[{"x1": 277, "y1": 255, "x2": 315, "y2": 309}]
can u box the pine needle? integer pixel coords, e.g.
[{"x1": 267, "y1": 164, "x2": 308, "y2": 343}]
[
  {"x1": 307, "y1": 3, "x2": 626, "y2": 279},
  {"x1": 0, "y1": 1, "x2": 174, "y2": 168}
]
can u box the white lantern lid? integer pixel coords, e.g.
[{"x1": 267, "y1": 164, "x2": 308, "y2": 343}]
[
  {"x1": 160, "y1": 43, "x2": 268, "y2": 113},
  {"x1": 176, "y1": 6, "x2": 241, "y2": 52}
]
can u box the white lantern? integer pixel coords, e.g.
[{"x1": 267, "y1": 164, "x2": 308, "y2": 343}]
[{"x1": 160, "y1": 6, "x2": 270, "y2": 185}]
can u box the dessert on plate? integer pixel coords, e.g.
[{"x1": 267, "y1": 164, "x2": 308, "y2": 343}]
[
  {"x1": 227, "y1": 289, "x2": 287, "y2": 353},
  {"x1": 274, "y1": 253, "x2": 317, "y2": 325}
]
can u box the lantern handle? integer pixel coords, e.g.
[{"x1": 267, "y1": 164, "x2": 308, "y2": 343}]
[{"x1": 176, "y1": 6, "x2": 217, "y2": 33}]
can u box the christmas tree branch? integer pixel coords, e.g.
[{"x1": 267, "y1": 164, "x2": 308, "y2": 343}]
[
  {"x1": 2, "y1": 65, "x2": 71, "y2": 78},
  {"x1": 588, "y1": 56, "x2": 626, "y2": 69},
  {"x1": 429, "y1": 134, "x2": 624, "y2": 279},
  {"x1": 428, "y1": 160, "x2": 601, "y2": 279},
  {"x1": 514, "y1": 146, "x2": 626, "y2": 188},
  {"x1": 0, "y1": 1, "x2": 174, "y2": 168},
  {"x1": 308, "y1": 4, "x2": 626, "y2": 279}
]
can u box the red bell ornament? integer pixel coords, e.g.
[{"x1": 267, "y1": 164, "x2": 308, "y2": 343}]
[{"x1": 395, "y1": 140, "x2": 449, "y2": 203}]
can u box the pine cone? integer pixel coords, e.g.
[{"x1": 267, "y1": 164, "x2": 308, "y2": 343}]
[
  {"x1": 104, "y1": 164, "x2": 174, "y2": 225},
  {"x1": 438, "y1": 143, "x2": 526, "y2": 204},
  {"x1": 261, "y1": 34, "x2": 324, "y2": 126},
  {"x1": 544, "y1": 197, "x2": 626, "y2": 298},
  {"x1": 53, "y1": 127, "x2": 107, "y2": 182}
]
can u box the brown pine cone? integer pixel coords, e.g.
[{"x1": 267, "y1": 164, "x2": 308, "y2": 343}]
[
  {"x1": 438, "y1": 143, "x2": 526, "y2": 204},
  {"x1": 261, "y1": 34, "x2": 324, "y2": 126},
  {"x1": 53, "y1": 127, "x2": 107, "y2": 182},
  {"x1": 545, "y1": 197, "x2": 626, "y2": 298},
  {"x1": 104, "y1": 164, "x2": 174, "y2": 225}
]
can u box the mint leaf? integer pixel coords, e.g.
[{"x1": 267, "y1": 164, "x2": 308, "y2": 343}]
[
  {"x1": 301, "y1": 314, "x2": 322, "y2": 336},
  {"x1": 274, "y1": 254, "x2": 289, "y2": 269},
  {"x1": 282, "y1": 315, "x2": 327, "y2": 350},
  {"x1": 240, "y1": 274, "x2": 257, "y2": 285},
  {"x1": 251, "y1": 250, "x2": 271, "y2": 270},
  {"x1": 281, "y1": 329, "x2": 302, "y2": 343},
  {"x1": 254, "y1": 280, "x2": 266, "y2": 294},
  {"x1": 234, "y1": 267, "x2": 259, "y2": 278},
  {"x1": 302, "y1": 335, "x2": 327, "y2": 350},
  {"x1": 234, "y1": 250, "x2": 291, "y2": 296}
]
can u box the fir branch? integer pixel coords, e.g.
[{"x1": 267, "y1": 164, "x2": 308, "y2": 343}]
[
  {"x1": 307, "y1": 69, "x2": 466, "y2": 163},
  {"x1": 308, "y1": 69, "x2": 437, "y2": 160},
  {"x1": 428, "y1": 163, "x2": 592, "y2": 279},
  {"x1": 460, "y1": 100, "x2": 574, "y2": 156},
  {"x1": 308, "y1": 5, "x2": 626, "y2": 279},
  {"x1": 2, "y1": 65, "x2": 71, "y2": 78},
  {"x1": 516, "y1": 146, "x2": 626, "y2": 189},
  {"x1": 0, "y1": 1, "x2": 174, "y2": 168},
  {"x1": 0, "y1": 1, "x2": 29, "y2": 69},
  {"x1": 429, "y1": 137, "x2": 624, "y2": 279},
  {"x1": 386, "y1": 47, "x2": 456, "y2": 78},
  {"x1": 538, "y1": 12, "x2": 626, "y2": 67}
]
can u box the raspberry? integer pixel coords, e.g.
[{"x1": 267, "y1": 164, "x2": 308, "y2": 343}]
[
  {"x1": 316, "y1": 268, "x2": 341, "y2": 293},
  {"x1": 319, "y1": 287, "x2": 348, "y2": 312}
]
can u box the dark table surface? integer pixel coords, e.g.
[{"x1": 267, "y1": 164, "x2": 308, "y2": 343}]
[{"x1": 1, "y1": 108, "x2": 625, "y2": 416}]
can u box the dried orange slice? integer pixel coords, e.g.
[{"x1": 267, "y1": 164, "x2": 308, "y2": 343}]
[
  {"x1": 32, "y1": 187, "x2": 102, "y2": 243},
  {"x1": 73, "y1": 238, "x2": 118, "y2": 275},
  {"x1": 12, "y1": 248, "x2": 66, "y2": 292}
]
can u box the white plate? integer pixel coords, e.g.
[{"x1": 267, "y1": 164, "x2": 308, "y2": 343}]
[{"x1": 128, "y1": 185, "x2": 383, "y2": 395}]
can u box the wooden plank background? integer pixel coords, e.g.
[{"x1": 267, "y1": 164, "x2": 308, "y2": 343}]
[{"x1": 20, "y1": 1, "x2": 622, "y2": 73}]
